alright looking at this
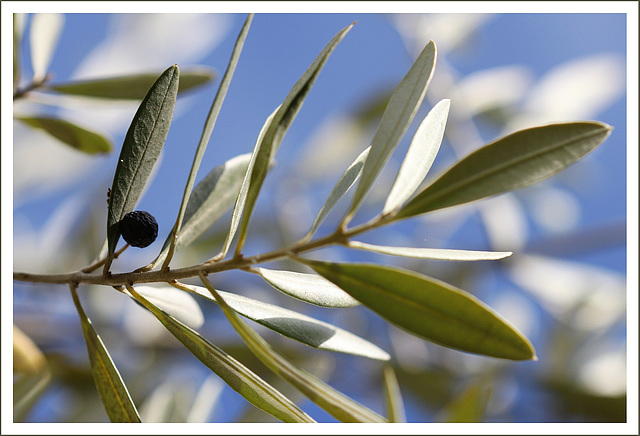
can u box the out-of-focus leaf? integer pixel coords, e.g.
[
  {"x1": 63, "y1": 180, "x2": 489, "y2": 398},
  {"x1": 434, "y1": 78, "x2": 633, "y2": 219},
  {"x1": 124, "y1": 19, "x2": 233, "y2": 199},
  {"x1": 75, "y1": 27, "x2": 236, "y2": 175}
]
[
  {"x1": 437, "y1": 382, "x2": 491, "y2": 423},
  {"x1": 294, "y1": 258, "x2": 536, "y2": 361},
  {"x1": 13, "y1": 14, "x2": 26, "y2": 90},
  {"x1": 396, "y1": 122, "x2": 612, "y2": 219},
  {"x1": 304, "y1": 146, "x2": 370, "y2": 241},
  {"x1": 29, "y1": 13, "x2": 64, "y2": 81},
  {"x1": 13, "y1": 325, "x2": 47, "y2": 375},
  {"x1": 51, "y1": 67, "x2": 214, "y2": 100},
  {"x1": 233, "y1": 23, "x2": 354, "y2": 256},
  {"x1": 383, "y1": 366, "x2": 406, "y2": 423},
  {"x1": 382, "y1": 98, "x2": 450, "y2": 215},
  {"x1": 199, "y1": 274, "x2": 388, "y2": 423},
  {"x1": 347, "y1": 240, "x2": 512, "y2": 261},
  {"x1": 175, "y1": 282, "x2": 388, "y2": 360},
  {"x1": 126, "y1": 284, "x2": 315, "y2": 423},
  {"x1": 16, "y1": 116, "x2": 111, "y2": 154},
  {"x1": 159, "y1": 15, "x2": 252, "y2": 270},
  {"x1": 145, "y1": 153, "x2": 251, "y2": 271},
  {"x1": 344, "y1": 40, "x2": 437, "y2": 224},
  {"x1": 124, "y1": 285, "x2": 204, "y2": 329},
  {"x1": 254, "y1": 267, "x2": 360, "y2": 308},
  {"x1": 69, "y1": 285, "x2": 141, "y2": 423},
  {"x1": 104, "y1": 64, "x2": 179, "y2": 273},
  {"x1": 13, "y1": 370, "x2": 51, "y2": 422}
]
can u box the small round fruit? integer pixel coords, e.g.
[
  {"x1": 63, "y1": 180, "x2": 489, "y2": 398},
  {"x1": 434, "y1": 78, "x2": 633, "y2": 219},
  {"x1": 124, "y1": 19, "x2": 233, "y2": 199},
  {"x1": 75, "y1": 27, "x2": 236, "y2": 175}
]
[{"x1": 119, "y1": 211, "x2": 158, "y2": 248}]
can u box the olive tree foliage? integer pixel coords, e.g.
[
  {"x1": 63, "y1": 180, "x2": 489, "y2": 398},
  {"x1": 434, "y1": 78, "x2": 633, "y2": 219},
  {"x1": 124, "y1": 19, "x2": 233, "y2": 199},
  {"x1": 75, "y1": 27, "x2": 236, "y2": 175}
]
[{"x1": 12, "y1": 13, "x2": 625, "y2": 424}]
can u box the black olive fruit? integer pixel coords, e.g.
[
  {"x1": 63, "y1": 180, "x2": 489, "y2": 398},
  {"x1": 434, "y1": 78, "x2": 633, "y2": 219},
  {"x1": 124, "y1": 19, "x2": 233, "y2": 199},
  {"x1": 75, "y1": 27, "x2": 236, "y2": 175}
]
[{"x1": 119, "y1": 211, "x2": 158, "y2": 248}]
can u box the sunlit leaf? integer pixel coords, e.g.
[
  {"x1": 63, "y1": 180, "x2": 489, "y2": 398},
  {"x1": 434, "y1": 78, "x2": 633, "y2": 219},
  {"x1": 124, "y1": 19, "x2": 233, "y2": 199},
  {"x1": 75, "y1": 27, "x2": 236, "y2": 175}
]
[
  {"x1": 29, "y1": 13, "x2": 64, "y2": 81},
  {"x1": 294, "y1": 258, "x2": 536, "y2": 361},
  {"x1": 344, "y1": 40, "x2": 437, "y2": 224},
  {"x1": 176, "y1": 282, "x2": 387, "y2": 360},
  {"x1": 199, "y1": 274, "x2": 388, "y2": 423},
  {"x1": 382, "y1": 98, "x2": 450, "y2": 215},
  {"x1": 383, "y1": 366, "x2": 406, "y2": 423},
  {"x1": 347, "y1": 240, "x2": 512, "y2": 261},
  {"x1": 126, "y1": 284, "x2": 315, "y2": 423},
  {"x1": 51, "y1": 67, "x2": 214, "y2": 100},
  {"x1": 254, "y1": 267, "x2": 360, "y2": 308},
  {"x1": 69, "y1": 285, "x2": 141, "y2": 423},
  {"x1": 396, "y1": 122, "x2": 612, "y2": 219},
  {"x1": 124, "y1": 285, "x2": 204, "y2": 329},
  {"x1": 16, "y1": 116, "x2": 111, "y2": 154},
  {"x1": 104, "y1": 64, "x2": 179, "y2": 273},
  {"x1": 304, "y1": 146, "x2": 370, "y2": 240},
  {"x1": 234, "y1": 22, "x2": 355, "y2": 256}
]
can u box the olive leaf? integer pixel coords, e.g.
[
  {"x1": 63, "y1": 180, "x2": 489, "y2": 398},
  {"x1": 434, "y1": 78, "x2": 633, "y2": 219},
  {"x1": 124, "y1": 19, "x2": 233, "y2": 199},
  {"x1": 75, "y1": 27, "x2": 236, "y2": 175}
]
[
  {"x1": 29, "y1": 13, "x2": 64, "y2": 82},
  {"x1": 104, "y1": 64, "x2": 179, "y2": 274},
  {"x1": 383, "y1": 366, "x2": 406, "y2": 423},
  {"x1": 346, "y1": 240, "x2": 512, "y2": 261},
  {"x1": 69, "y1": 284, "x2": 141, "y2": 423},
  {"x1": 16, "y1": 116, "x2": 111, "y2": 154},
  {"x1": 293, "y1": 257, "x2": 536, "y2": 361},
  {"x1": 395, "y1": 122, "x2": 613, "y2": 219}
]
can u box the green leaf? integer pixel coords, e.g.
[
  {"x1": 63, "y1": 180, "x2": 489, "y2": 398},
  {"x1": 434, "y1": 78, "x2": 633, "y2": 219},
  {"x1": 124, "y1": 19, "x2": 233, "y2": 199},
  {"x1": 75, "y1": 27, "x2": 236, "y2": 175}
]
[
  {"x1": 199, "y1": 273, "x2": 388, "y2": 423},
  {"x1": 175, "y1": 282, "x2": 387, "y2": 360},
  {"x1": 125, "y1": 285, "x2": 204, "y2": 329},
  {"x1": 50, "y1": 67, "x2": 213, "y2": 100},
  {"x1": 303, "y1": 146, "x2": 370, "y2": 241},
  {"x1": 160, "y1": 14, "x2": 253, "y2": 270},
  {"x1": 382, "y1": 98, "x2": 450, "y2": 215},
  {"x1": 233, "y1": 22, "x2": 355, "y2": 256},
  {"x1": 126, "y1": 284, "x2": 315, "y2": 423},
  {"x1": 383, "y1": 366, "x2": 406, "y2": 423},
  {"x1": 254, "y1": 267, "x2": 360, "y2": 308},
  {"x1": 438, "y1": 381, "x2": 492, "y2": 423},
  {"x1": 16, "y1": 116, "x2": 111, "y2": 154},
  {"x1": 347, "y1": 240, "x2": 512, "y2": 261},
  {"x1": 69, "y1": 284, "x2": 141, "y2": 423},
  {"x1": 104, "y1": 64, "x2": 179, "y2": 273},
  {"x1": 13, "y1": 370, "x2": 51, "y2": 422},
  {"x1": 29, "y1": 13, "x2": 64, "y2": 81},
  {"x1": 396, "y1": 122, "x2": 613, "y2": 219},
  {"x1": 344, "y1": 40, "x2": 437, "y2": 225},
  {"x1": 294, "y1": 258, "x2": 536, "y2": 361}
]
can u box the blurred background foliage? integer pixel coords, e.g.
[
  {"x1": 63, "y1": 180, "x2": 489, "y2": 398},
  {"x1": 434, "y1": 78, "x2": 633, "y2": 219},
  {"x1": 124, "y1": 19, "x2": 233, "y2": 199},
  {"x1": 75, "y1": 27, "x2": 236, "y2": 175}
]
[{"x1": 10, "y1": 10, "x2": 630, "y2": 425}]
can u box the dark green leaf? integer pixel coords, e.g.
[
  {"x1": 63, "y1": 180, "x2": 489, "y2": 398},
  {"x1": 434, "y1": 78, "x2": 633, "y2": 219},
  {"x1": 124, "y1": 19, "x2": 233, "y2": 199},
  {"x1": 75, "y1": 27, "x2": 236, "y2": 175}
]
[
  {"x1": 69, "y1": 285, "x2": 141, "y2": 423},
  {"x1": 126, "y1": 284, "x2": 315, "y2": 423},
  {"x1": 104, "y1": 64, "x2": 179, "y2": 273},
  {"x1": 51, "y1": 67, "x2": 213, "y2": 100},
  {"x1": 16, "y1": 116, "x2": 111, "y2": 154},
  {"x1": 294, "y1": 258, "x2": 536, "y2": 361},
  {"x1": 396, "y1": 122, "x2": 612, "y2": 219}
]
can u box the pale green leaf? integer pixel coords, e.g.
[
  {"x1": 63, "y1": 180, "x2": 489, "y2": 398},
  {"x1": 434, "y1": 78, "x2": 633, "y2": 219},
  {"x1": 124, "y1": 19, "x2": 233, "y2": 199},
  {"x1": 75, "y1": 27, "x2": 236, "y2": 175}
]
[
  {"x1": 254, "y1": 267, "x2": 360, "y2": 308},
  {"x1": 16, "y1": 116, "x2": 111, "y2": 154},
  {"x1": 396, "y1": 122, "x2": 612, "y2": 219},
  {"x1": 126, "y1": 284, "x2": 315, "y2": 423},
  {"x1": 51, "y1": 67, "x2": 214, "y2": 100},
  {"x1": 69, "y1": 285, "x2": 141, "y2": 422},
  {"x1": 13, "y1": 370, "x2": 51, "y2": 422},
  {"x1": 234, "y1": 23, "x2": 355, "y2": 256},
  {"x1": 199, "y1": 274, "x2": 388, "y2": 423},
  {"x1": 29, "y1": 13, "x2": 64, "y2": 81},
  {"x1": 294, "y1": 258, "x2": 536, "y2": 361},
  {"x1": 104, "y1": 65, "x2": 179, "y2": 273},
  {"x1": 344, "y1": 40, "x2": 437, "y2": 225},
  {"x1": 176, "y1": 282, "x2": 387, "y2": 360},
  {"x1": 438, "y1": 382, "x2": 491, "y2": 423},
  {"x1": 125, "y1": 285, "x2": 204, "y2": 329},
  {"x1": 347, "y1": 240, "x2": 512, "y2": 261},
  {"x1": 304, "y1": 146, "x2": 370, "y2": 241},
  {"x1": 383, "y1": 366, "x2": 406, "y2": 423},
  {"x1": 382, "y1": 98, "x2": 450, "y2": 215}
]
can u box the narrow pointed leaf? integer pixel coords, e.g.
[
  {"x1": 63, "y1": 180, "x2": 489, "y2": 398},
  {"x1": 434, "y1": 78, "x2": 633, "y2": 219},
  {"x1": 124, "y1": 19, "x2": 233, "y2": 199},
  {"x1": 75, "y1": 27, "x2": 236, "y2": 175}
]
[
  {"x1": 104, "y1": 65, "x2": 179, "y2": 272},
  {"x1": 69, "y1": 285, "x2": 141, "y2": 423},
  {"x1": 347, "y1": 241, "x2": 512, "y2": 261},
  {"x1": 345, "y1": 41, "x2": 437, "y2": 224},
  {"x1": 29, "y1": 13, "x2": 64, "y2": 81},
  {"x1": 176, "y1": 282, "x2": 387, "y2": 360},
  {"x1": 396, "y1": 122, "x2": 613, "y2": 219},
  {"x1": 125, "y1": 285, "x2": 204, "y2": 329},
  {"x1": 304, "y1": 146, "x2": 370, "y2": 240},
  {"x1": 254, "y1": 267, "x2": 360, "y2": 308},
  {"x1": 294, "y1": 258, "x2": 536, "y2": 361},
  {"x1": 234, "y1": 23, "x2": 354, "y2": 256},
  {"x1": 16, "y1": 116, "x2": 111, "y2": 154},
  {"x1": 383, "y1": 98, "x2": 450, "y2": 215},
  {"x1": 199, "y1": 274, "x2": 388, "y2": 423},
  {"x1": 383, "y1": 366, "x2": 406, "y2": 423},
  {"x1": 126, "y1": 284, "x2": 315, "y2": 423},
  {"x1": 51, "y1": 67, "x2": 214, "y2": 100}
]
